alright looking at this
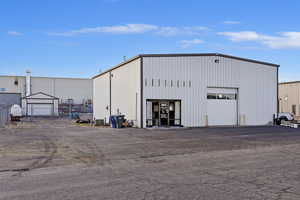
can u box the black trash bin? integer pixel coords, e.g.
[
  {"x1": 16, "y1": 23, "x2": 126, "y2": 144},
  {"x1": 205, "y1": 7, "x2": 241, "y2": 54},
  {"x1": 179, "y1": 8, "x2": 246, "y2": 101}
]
[{"x1": 116, "y1": 115, "x2": 125, "y2": 128}]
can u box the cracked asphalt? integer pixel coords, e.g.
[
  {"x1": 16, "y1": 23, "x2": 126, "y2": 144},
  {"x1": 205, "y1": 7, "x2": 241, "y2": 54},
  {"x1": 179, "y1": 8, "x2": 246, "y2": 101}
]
[{"x1": 1, "y1": 118, "x2": 300, "y2": 199}]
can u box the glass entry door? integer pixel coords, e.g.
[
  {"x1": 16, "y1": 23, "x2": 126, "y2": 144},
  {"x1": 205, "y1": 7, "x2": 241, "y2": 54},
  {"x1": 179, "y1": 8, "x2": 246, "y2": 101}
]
[
  {"x1": 146, "y1": 100, "x2": 181, "y2": 127},
  {"x1": 159, "y1": 102, "x2": 169, "y2": 126}
]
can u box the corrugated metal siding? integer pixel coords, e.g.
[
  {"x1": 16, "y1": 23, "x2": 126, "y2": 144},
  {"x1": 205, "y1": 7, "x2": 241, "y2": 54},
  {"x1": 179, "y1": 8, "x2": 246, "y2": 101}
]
[
  {"x1": 0, "y1": 93, "x2": 21, "y2": 106},
  {"x1": 93, "y1": 58, "x2": 141, "y2": 126},
  {"x1": 279, "y1": 83, "x2": 300, "y2": 116},
  {"x1": 111, "y1": 58, "x2": 141, "y2": 127},
  {"x1": 31, "y1": 77, "x2": 93, "y2": 104},
  {"x1": 93, "y1": 73, "x2": 110, "y2": 123},
  {"x1": 0, "y1": 76, "x2": 92, "y2": 104},
  {"x1": 143, "y1": 56, "x2": 277, "y2": 127},
  {"x1": 0, "y1": 105, "x2": 9, "y2": 127},
  {"x1": 0, "y1": 76, "x2": 25, "y2": 94}
]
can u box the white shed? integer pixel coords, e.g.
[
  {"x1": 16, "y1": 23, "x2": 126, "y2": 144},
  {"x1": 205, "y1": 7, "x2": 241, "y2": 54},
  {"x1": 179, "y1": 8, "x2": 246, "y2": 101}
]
[
  {"x1": 93, "y1": 53, "x2": 279, "y2": 128},
  {"x1": 22, "y1": 92, "x2": 59, "y2": 116}
]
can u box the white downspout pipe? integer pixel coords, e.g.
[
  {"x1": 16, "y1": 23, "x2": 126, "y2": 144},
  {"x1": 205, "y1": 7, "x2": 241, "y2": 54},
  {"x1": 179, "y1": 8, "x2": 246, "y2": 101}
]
[{"x1": 25, "y1": 70, "x2": 31, "y2": 96}]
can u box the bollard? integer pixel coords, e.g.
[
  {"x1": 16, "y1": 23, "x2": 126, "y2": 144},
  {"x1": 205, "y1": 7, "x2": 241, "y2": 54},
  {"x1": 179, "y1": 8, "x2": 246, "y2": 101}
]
[{"x1": 204, "y1": 115, "x2": 208, "y2": 127}]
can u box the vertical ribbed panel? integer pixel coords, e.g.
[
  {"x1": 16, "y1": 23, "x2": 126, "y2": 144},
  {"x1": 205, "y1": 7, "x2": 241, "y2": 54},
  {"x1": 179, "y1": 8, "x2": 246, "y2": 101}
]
[
  {"x1": 279, "y1": 82, "x2": 300, "y2": 115},
  {"x1": 93, "y1": 73, "x2": 110, "y2": 123},
  {"x1": 111, "y1": 59, "x2": 141, "y2": 126},
  {"x1": 143, "y1": 56, "x2": 277, "y2": 127}
]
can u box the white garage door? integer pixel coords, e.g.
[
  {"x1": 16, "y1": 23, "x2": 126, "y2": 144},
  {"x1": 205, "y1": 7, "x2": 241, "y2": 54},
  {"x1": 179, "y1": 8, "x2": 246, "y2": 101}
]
[
  {"x1": 207, "y1": 88, "x2": 238, "y2": 126},
  {"x1": 32, "y1": 104, "x2": 53, "y2": 116}
]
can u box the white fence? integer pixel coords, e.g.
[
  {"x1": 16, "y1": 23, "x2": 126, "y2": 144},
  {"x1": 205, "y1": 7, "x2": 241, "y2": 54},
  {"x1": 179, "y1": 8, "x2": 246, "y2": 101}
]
[{"x1": 0, "y1": 105, "x2": 10, "y2": 127}]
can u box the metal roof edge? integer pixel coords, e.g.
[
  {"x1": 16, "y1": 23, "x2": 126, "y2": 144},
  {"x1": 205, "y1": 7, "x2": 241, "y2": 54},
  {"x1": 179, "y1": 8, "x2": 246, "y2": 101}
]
[
  {"x1": 92, "y1": 53, "x2": 280, "y2": 79},
  {"x1": 279, "y1": 81, "x2": 300, "y2": 85},
  {"x1": 92, "y1": 55, "x2": 141, "y2": 79},
  {"x1": 0, "y1": 75, "x2": 91, "y2": 80},
  {"x1": 22, "y1": 92, "x2": 59, "y2": 99},
  {"x1": 140, "y1": 53, "x2": 280, "y2": 67}
]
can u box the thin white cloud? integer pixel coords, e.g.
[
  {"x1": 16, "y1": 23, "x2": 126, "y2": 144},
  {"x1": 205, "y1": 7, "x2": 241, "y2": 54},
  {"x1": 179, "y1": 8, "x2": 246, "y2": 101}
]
[
  {"x1": 7, "y1": 31, "x2": 23, "y2": 36},
  {"x1": 48, "y1": 24, "x2": 158, "y2": 36},
  {"x1": 180, "y1": 39, "x2": 204, "y2": 48},
  {"x1": 219, "y1": 31, "x2": 261, "y2": 41},
  {"x1": 219, "y1": 31, "x2": 300, "y2": 49},
  {"x1": 223, "y1": 21, "x2": 241, "y2": 25},
  {"x1": 157, "y1": 26, "x2": 210, "y2": 36},
  {"x1": 48, "y1": 24, "x2": 210, "y2": 37}
]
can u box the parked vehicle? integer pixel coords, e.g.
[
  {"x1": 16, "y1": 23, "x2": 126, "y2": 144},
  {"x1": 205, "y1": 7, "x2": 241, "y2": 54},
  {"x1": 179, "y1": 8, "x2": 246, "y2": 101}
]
[
  {"x1": 10, "y1": 104, "x2": 22, "y2": 121},
  {"x1": 76, "y1": 113, "x2": 93, "y2": 123},
  {"x1": 276, "y1": 112, "x2": 294, "y2": 125}
]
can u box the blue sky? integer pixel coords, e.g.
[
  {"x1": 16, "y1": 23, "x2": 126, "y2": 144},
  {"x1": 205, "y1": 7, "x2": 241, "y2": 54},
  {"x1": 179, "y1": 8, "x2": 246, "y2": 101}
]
[{"x1": 0, "y1": 0, "x2": 299, "y2": 81}]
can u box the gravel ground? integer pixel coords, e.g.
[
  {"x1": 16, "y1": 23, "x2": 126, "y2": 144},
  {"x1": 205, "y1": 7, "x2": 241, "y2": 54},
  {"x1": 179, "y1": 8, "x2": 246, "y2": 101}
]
[{"x1": 0, "y1": 118, "x2": 300, "y2": 199}]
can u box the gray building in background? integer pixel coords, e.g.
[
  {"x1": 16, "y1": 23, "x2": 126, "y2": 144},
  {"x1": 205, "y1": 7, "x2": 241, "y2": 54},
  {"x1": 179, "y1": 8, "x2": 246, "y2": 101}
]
[{"x1": 0, "y1": 71, "x2": 93, "y2": 116}]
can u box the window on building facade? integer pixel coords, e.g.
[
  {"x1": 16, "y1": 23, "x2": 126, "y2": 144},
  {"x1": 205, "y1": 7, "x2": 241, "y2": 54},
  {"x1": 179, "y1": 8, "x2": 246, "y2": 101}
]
[
  {"x1": 207, "y1": 93, "x2": 236, "y2": 100},
  {"x1": 207, "y1": 93, "x2": 217, "y2": 99}
]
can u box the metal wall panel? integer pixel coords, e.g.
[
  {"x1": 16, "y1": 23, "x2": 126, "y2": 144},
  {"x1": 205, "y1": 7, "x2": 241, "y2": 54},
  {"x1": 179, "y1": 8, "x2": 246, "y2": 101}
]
[
  {"x1": 110, "y1": 58, "x2": 141, "y2": 127},
  {"x1": 279, "y1": 82, "x2": 300, "y2": 116},
  {"x1": 93, "y1": 73, "x2": 110, "y2": 123},
  {"x1": 0, "y1": 76, "x2": 92, "y2": 105},
  {"x1": 143, "y1": 56, "x2": 277, "y2": 127},
  {"x1": 0, "y1": 105, "x2": 9, "y2": 127},
  {"x1": 0, "y1": 93, "x2": 21, "y2": 106},
  {"x1": 31, "y1": 77, "x2": 93, "y2": 104},
  {"x1": 0, "y1": 76, "x2": 25, "y2": 94},
  {"x1": 93, "y1": 58, "x2": 141, "y2": 126}
]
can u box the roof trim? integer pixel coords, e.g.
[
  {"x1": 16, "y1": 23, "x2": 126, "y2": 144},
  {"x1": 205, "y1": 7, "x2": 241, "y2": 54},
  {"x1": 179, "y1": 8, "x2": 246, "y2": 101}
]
[
  {"x1": 279, "y1": 81, "x2": 300, "y2": 85},
  {"x1": 0, "y1": 75, "x2": 91, "y2": 80},
  {"x1": 22, "y1": 92, "x2": 59, "y2": 99},
  {"x1": 92, "y1": 53, "x2": 280, "y2": 79},
  {"x1": 92, "y1": 55, "x2": 141, "y2": 79}
]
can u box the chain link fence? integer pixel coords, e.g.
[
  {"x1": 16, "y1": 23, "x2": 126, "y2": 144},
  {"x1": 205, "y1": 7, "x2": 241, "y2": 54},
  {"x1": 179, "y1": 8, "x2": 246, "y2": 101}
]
[{"x1": 0, "y1": 104, "x2": 10, "y2": 127}]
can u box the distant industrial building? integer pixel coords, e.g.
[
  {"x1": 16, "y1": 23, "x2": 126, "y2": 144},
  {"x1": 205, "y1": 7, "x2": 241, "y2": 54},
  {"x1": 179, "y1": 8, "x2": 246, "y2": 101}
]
[
  {"x1": 279, "y1": 81, "x2": 300, "y2": 117},
  {"x1": 93, "y1": 53, "x2": 279, "y2": 128},
  {"x1": 0, "y1": 71, "x2": 93, "y2": 116}
]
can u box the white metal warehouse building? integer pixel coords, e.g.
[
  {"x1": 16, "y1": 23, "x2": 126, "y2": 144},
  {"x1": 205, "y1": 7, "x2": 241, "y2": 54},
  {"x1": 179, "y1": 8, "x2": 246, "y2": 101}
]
[
  {"x1": 0, "y1": 71, "x2": 93, "y2": 117},
  {"x1": 93, "y1": 53, "x2": 279, "y2": 128}
]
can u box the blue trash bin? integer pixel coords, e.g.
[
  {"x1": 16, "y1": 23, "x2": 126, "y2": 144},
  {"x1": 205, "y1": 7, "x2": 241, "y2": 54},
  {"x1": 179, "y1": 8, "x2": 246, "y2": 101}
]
[{"x1": 110, "y1": 115, "x2": 117, "y2": 128}]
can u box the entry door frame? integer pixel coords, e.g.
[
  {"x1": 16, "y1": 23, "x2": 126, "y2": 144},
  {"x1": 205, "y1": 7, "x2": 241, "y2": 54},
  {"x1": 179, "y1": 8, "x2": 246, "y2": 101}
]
[{"x1": 146, "y1": 99, "x2": 182, "y2": 127}]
